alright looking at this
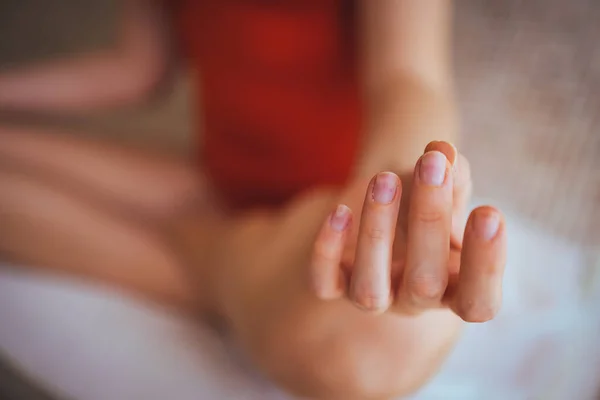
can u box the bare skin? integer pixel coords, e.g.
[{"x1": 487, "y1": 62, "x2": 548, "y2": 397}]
[
  {"x1": 0, "y1": 130, "x2": 506, "y2": 399},
  {"x1": 0, "y1": 128, "x2": 202, "y2": 310},
  {"x1": 214, "y1": 143, "x2": 506, "y2": 399},
  {"x1": 0, "y1": 1, "x2": 507, "y2": 398}
]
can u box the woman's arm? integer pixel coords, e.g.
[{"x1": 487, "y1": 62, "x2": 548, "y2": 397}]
[
  {"x1": 355, "y1": 0, "x2": 457, "y2": 178},
  {"x1": 0, "y1": 0, "x2": 170, "y2": 113}
]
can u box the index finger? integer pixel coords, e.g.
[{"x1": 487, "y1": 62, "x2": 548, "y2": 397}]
[{"x1": 396, "y1": 151, "x2": 453, "y2": 311}]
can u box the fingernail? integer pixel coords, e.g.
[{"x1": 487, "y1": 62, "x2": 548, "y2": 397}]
[
  {"x1": 473, "y1": 211, "x2": 500, "y2": 240},
  {"x1": 419, "y1": 151, "x2": 447, "y2": 186},
  {"x1": 330, "y1": 204, "x2": 351, "y2": 232},
  {"x1": 372, "y1": 172, "x2": 398, "y2": 204}
]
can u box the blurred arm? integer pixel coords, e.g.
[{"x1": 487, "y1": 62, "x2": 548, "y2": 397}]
[
  {"x1": 0, "y1": 0, "x2": 170, "y2": 113},
  {"x1": 355, "y1": 0, "x2": 457, "y2": 177}
]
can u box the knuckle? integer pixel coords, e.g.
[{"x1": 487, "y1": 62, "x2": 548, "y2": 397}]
[
  {"x1": 414, "y1": 209, "x2": 446, "y2": 225},
  {"x1": 351, "y1": 281, "x2": 390, "y2": 312},
  {"x1": 458, "y1": 300, "x2": 498, "y2": 323},
  {"x1": 352, "y1": 291, "x2": 389, "y2": 313},
  {"x1": 406, "y1": 273, "x2": 447, "y2": 301},
  {"x1": 365, "y1": 227, "x2": 386, "y2": 244}
]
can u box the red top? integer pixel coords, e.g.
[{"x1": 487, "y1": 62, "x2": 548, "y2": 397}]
[{"x1": 175, "y1": 0, "x2": 362, "y2": 209}]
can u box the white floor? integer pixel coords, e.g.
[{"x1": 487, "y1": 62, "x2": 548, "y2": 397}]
[{"x1": 1, "y1": 208, "x2": 599, "y2": 400}]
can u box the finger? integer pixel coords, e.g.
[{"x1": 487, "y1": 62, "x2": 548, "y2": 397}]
[
  {"x1": 424, "y1": 141, "x2": 457, "y2": 166},
  {"x1": 397, "y1": 151, "x2": 453, "y2": 311},
  {"x1": 442, "y1": 250, "x2": 462, "y2": 304},
  {"x1": 310, "y1": 204, "x2": 353, "y2": 300},
  {"x1": 451, "y1": 206, "x2": 507, "y2": 323},
  {"x1": 425, "y1": 141, "x2": 471, "y2": 247},
  {"x1": 349, "y1": 172, "x2": 401, "y2": 313},
  {"x1": 396, "y1": 141, "x2": 457, "y2": 236},
  {"x1": 451, "y1": 153, "x2": 472, "y2": 215},
  {"x1": 450, "y1": 153, "x2": 472, "y2": 247}
]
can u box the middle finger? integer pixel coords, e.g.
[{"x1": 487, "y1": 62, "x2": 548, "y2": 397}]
[{"x1": 397, "y1": 151, "x2": 453, "y2": 311}]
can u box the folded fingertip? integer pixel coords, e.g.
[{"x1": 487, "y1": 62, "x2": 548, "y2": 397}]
[{"x1": 424, "y1": 140, "x2": 457, "y2": 167}]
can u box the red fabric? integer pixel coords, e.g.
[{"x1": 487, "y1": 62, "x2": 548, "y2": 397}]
[{"x1": 175, "y1": 0, "x2": 362, "y2": 209}]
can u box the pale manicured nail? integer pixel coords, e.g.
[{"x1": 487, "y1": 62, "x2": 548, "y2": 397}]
[
  {"x1": 419, "y1": 151, "x2": 447, "y2": 186},
  {"x1": 473, "y1": 211, "x2": 500, "y2": 240},
  {"x1": 372, "y1": 172, "x2": 398, "y2": 204},
  {"x1": 330, "y1": 204, "x2": 351, "y2": 232}
]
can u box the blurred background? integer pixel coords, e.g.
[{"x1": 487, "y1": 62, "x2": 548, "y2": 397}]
[{"x1": 0, "y1": 0, "x2": 598, "y2": 399}]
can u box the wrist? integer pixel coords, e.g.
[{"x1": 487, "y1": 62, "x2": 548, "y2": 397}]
[{"x1": 355, "y1": 78, "x2": 457, "y2": 180}]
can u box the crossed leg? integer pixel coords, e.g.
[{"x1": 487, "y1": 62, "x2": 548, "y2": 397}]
[{"x1": 0, "y1": 127, "x2": 206, "y2": 309}]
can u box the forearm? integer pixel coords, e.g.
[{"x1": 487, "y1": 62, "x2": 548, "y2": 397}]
[{"x1": 356, "y1": 0, "x2": 456, "y2": 179}]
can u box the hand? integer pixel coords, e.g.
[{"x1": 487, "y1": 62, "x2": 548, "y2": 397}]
[
  {"x1": 310, "y1": 141, "x2": 507, "y2": 322},
  {"x1": 209, "y1": 146, "x2": 482, "y2": 398},
  {"x1": 211, "y1": 189, "x2": 464, "y2": 399}
]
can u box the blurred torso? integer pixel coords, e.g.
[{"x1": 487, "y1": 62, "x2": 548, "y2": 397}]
[{"x1": 175, "y1": 0, "x2": 363, "y2": 209}]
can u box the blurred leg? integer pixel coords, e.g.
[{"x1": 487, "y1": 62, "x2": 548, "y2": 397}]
[
  {"x1": 0, "y1": 126, "x2": 205, "y2": 220},
  {"x1": 0, "y1": 127, "x2": 207, "y2": 310}
]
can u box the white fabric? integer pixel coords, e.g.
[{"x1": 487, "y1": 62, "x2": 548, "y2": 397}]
[{"x1": 1, "y1": 208, "x2": 599, "y2": 400}]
